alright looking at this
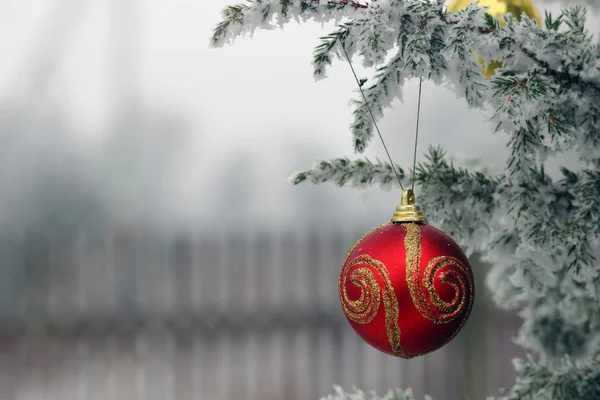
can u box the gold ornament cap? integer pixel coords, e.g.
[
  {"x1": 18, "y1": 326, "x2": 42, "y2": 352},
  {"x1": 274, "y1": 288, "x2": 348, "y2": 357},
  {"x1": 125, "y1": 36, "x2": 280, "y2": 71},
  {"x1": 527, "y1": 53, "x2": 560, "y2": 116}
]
[{"x1": 391, "y1": 189, "x2": 427, "y2": 224}]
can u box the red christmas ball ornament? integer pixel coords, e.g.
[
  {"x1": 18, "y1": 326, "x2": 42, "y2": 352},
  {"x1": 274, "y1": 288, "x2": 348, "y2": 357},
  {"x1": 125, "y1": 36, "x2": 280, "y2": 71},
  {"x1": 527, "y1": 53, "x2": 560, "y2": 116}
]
[{"x1": 339, "y1": 189, "x2": 475, "y2": 358}]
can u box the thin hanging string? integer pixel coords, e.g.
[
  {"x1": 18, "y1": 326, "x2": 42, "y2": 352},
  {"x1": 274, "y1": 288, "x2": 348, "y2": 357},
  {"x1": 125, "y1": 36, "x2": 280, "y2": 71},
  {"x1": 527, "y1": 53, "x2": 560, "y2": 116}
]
[
  {"x1": 340, "y1": 43, "x2": 404, "y2": 190},
  {"x1": 341, "y1": 43, "x2": 423, "y2": 193},
  {"x1": 411, "y1": 77, "x2": 423, "y2": 192}
]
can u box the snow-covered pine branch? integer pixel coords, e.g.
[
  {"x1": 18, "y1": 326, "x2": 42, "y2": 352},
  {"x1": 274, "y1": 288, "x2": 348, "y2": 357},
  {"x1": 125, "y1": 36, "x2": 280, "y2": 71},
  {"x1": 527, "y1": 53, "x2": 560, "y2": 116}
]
[
  {"x1": 213, "y1": 1, "x2": 599, "y2": 154},
  {"x1": 290, "y1": 157, "x2": 406, "y2": 188},
  {"x1": 499, "y1": 353, "x2": 600, "y2": 400},
  {"x1": 320, "y1": 385, "x2": 433, "y2": 400},
  {"x1": 211, "y1": 0, "x2": 367, "y2": 48}
]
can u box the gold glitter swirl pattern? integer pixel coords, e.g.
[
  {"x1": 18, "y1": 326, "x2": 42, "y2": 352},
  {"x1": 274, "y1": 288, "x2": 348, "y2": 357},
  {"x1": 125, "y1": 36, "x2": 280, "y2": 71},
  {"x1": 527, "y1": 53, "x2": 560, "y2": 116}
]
[
  {"x1": 404, "y1": 223, "x2": 474, "y2": 324},
  {"x1": 339, "y1": 253, "x2": 407, "y2": 358},
  {"x1": 339, "y1": 263, "x2": 381, "y2": 324}
]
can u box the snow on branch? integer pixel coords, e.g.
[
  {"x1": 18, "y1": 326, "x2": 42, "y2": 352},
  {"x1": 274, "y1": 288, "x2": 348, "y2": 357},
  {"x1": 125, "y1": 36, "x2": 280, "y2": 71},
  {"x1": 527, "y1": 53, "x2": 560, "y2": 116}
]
[
  {"x1": 212, "y1": 1, "x2": 600, "y2": 165},
  {"x1": 210, "y1": 0, "x2": 367, "y2": 48},
  {"x1": 320, "y1": 385, "x2": 433, "y2": 400},
  {"x1": 290, "y1": 156, "x2": 405, "y2": 189},
  {"x1": 498, "y1": 353, "x2": 600, "y2": 400}
]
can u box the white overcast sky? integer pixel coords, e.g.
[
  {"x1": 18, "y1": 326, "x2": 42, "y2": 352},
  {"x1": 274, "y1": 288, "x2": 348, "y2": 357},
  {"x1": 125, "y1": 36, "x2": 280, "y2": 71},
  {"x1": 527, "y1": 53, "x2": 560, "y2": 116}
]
[{"x1": 0, "y1": 0, "x2": 597, "y2": 231}]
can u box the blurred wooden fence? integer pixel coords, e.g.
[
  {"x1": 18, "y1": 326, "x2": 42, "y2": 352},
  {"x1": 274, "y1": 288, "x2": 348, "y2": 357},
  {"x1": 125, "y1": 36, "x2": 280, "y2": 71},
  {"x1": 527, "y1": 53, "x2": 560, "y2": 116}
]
[{"x1": 0, "y1": 226, "x2": 523, "y2": 400}]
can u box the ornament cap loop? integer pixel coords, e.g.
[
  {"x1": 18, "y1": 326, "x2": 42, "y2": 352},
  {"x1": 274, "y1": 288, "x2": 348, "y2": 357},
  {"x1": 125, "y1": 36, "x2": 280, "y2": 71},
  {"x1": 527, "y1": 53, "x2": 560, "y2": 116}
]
[{"x1": 391, "y1": 189, "x2": 427, "y2": 224}]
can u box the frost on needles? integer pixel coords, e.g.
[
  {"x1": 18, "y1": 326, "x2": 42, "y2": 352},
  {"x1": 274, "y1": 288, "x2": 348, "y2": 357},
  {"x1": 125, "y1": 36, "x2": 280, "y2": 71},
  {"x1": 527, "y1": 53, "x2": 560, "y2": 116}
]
[{"x1": 211, "y1": 1, "x2": 600, "y2": 399}]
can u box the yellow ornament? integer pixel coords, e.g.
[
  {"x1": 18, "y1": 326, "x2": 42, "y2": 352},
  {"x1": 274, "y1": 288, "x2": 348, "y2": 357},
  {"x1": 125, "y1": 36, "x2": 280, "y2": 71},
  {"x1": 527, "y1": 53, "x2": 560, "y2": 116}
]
[{"x1": 445, "y1": 0, "x2": 542, "y2": 77}]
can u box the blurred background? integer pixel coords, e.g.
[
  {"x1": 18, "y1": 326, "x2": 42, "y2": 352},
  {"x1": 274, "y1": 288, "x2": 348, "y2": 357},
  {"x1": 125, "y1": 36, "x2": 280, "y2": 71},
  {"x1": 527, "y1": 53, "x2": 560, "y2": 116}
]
[{"x1": 0, "y1": 0, "x2": 597, "y2": 399}]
